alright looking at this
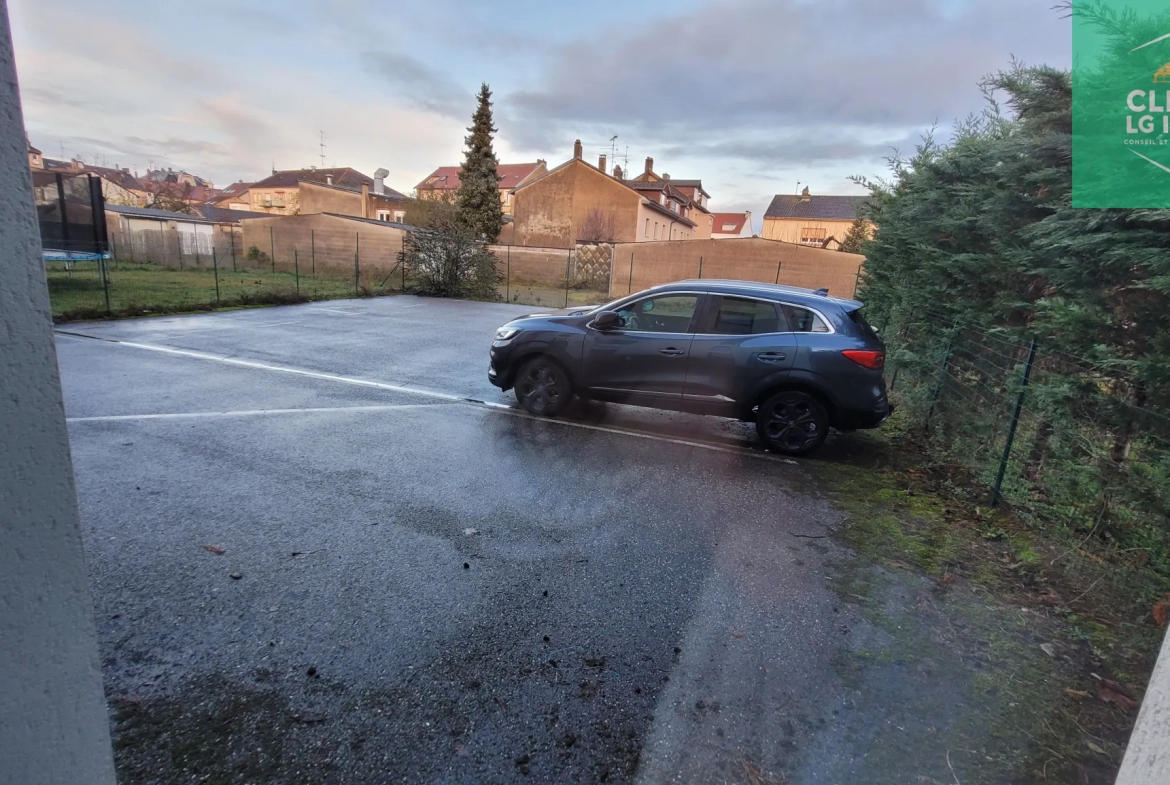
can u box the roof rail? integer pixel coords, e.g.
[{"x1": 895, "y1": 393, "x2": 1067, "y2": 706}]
[{"x1": 813, "y1": 288, "x2": 830, "y2": 296}]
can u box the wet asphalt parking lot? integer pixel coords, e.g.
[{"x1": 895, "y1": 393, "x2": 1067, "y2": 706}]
[{"x1": 56, "y1": 296, "x2": 942, "y2": 784}]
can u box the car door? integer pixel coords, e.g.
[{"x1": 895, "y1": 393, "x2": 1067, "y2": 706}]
[
  {"x1": 582, "y1": 292, "x2": 701, "y2": 405},
  {"x1": 682, "y1": 295, "x2": 796, "y2": 415}
]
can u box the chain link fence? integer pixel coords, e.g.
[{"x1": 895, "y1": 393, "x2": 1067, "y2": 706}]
[
  {"x1": 46, "y1": 225, "x2": 619, "y2": 321},
  {"x1": 881, "y1": 308, "x2": 1170, "y2": 606}
]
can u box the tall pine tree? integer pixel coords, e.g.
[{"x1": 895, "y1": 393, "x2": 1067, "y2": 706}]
[{"x1": 456, "y1": 84, "x2": 505, "y2": 242}]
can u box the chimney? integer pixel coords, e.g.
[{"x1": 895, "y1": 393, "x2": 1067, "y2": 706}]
[
  {"x1": 326, "y1": 173, "x2": 333, "y2": 185},
  {"x1": 536, "y1": 158, "x2": 546, "y2": 167},
  {"x1": 644, "y1": 157, "x2": 653, "y2": 175},
  {"x1": 573, "y1": 139, "x2": 582, "y2": 160},
  {"x1": 800, "y1": 186, "x2": 811, "y2": 201},
  {"x1": 663, "y1": 173, "x2": 670, "y2": 181},
  {"x1": 361, "y1": 183, "x2": 369, "y2": 218},
  {"x1": 598, "y1": 154, "x2": 607, "y2": 173},
  {"x1": 374, "y1": 168, "x2": 389, "y2": 195},
  {"x1": 613, "y1": 164, "x2": 623, "y2": 180}
]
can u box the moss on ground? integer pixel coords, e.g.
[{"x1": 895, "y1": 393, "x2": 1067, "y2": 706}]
[{"x1": 797, "y1": 413, "x2": 1160, "y2": 784}]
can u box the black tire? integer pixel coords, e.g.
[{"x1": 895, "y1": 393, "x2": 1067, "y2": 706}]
[
  {"x1": 514, "y1": 357, "x2": 572, "y2": 417},
  {"x1": 756, "y1": 390, "x2": 829, "y2": 456}
]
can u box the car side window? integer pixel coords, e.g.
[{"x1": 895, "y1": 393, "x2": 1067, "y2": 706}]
[
  {"x1": 616, "y1": 295, "x2": 699, "y2": 333},
  {"x1": 708, "y1": 296, "x2": 783, "y2": 335},
  {"x1": 779, "y1": 304, "x2": 831, "y2": 333}
]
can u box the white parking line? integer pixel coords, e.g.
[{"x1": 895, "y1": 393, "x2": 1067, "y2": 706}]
[
  {"x1": 56, "y1": 332, "x2": 795, "y2": 464},
  {"x1": 307, "y1": 307, "x2": 360, "y2": 316},
  {"x1": 67, "y1": 404, "x2": 446, "y2": 423}
]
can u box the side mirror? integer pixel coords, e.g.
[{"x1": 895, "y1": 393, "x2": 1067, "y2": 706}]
[{"x1": 590, "y1": 311, "x2": 622, "y2": 331}]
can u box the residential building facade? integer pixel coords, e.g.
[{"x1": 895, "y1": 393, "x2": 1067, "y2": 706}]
[
  {"x1": 297, "y1": 178, "x2": 408, "y2": 222},
  {"x1": 508, "y1": 142, "x2": 700, "y2": 248},
  {"x1": 762, "y1": 188, "x2": 870, "y2": 247},
  {"x1": 415, "y1": 161, "x2": 547, "y2": 214},
  {"x1": 224, "y1": 167, "x2": 378, "y2": 216}
]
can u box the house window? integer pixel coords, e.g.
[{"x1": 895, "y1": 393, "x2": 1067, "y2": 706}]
[
  {"x1": 377, "y1": 210, "x2": 390, "y2": 221},
  {"x1": 722, "y1": 223, "x2": 738, "y2": 232},
  {"x1": 503, "y1": 193, "x2": 511, "y2": 206},
  {"x1": 800, "y1": 227, "x2": 828, "y2": 245},
  {"x1": 644, "y1": 218, "x2": 650, "y2": 237},
  {"x1": 393, "y1": 210, "x2": 405, "y2": 222}
]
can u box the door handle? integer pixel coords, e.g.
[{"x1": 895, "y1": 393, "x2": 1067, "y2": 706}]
[
  {"x1": 756, "y1": 352, "x2": 786, "y2": 363},
  {"x1": 659, "y1": 348, "x2": 685, "y2": 357}
]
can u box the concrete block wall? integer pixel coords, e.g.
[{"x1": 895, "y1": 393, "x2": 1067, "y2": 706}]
[{"x1": 608, "y1": 237, "x2": 865, "y2": 299}]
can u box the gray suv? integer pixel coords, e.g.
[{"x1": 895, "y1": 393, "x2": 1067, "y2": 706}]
[{"x1": 488, "y1": 280, "x2": 889, "y2": 455}]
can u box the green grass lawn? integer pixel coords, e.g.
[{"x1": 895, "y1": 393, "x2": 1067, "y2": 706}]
[
  {"x1": 46, "y1": 262, "x2": 614, "y2": 322},
  {"x1": 46, "y1": 262, "x2": 379, "y2": 321}
]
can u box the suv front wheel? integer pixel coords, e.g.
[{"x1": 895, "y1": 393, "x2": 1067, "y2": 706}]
[
  {"x1": 514, "y1": 357, "x2": 572, "y2": 416},
  {"x1": 756, "y1": 391, "x2": 829, "y2": 456}
]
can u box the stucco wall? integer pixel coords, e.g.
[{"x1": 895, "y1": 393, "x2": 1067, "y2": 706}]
[
  {"x1": 299, "y1": 181, "x2": 363, "y2": 216},
  {"x1": 511, "y1": 160, "x2": 643, "y2": 248},
  {"x1": 241, "y1": 213, "x2": 408, "y2": 276},
  {"x1": 0, "y1": 1, "x2": 117, "y2": 780},
  {"x1": 761, "y1": 217, "x2": 855, "y2": 245},
  {"x1": 609, "y1": 237, "x2": 865, "y2": 299}
]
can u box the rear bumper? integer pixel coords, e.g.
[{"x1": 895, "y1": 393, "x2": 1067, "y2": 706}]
[{"x1": 836, "y1": 396, "x2": 891, "y2": 431}]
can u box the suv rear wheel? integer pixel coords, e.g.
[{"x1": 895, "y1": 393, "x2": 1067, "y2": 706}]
[
  {"x1": 756, "y1": 391, "x2": 829, "y2": 456},
  {"x1": 514, "y1": 357, "x2": 572, "y2": 416}
]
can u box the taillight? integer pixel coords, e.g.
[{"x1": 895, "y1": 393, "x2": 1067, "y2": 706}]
[{"x1": 842, "y1": 350, "x2": 884, "y2": 369}]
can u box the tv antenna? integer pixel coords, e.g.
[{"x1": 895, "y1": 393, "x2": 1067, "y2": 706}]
[{"x1": 319, "y1": 131, "x2": 326, "y2": 167}]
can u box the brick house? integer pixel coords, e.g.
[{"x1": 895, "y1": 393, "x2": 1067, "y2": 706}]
[{"x1": 761, "y1": 187, "x2": 870, "y2": 248}]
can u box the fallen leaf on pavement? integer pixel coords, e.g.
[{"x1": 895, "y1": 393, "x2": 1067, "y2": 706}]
[
  {"x1": 1086, "y1": 741, "x2": 1106, "y2": 755},
  {"x1": 732, "y1": 631, "x2": 745, "y2": 639},
  {"x1": 885, "y1": 560, "x2": 913, "y2": 570},
  {"x1": 937, "y1": 574, "x2": 955, "y2": 587},
  {"x1": 1040, "y1": 643, "x2": 1056, "y2": 658},
  {"x1": 202, "y1": 545, "x2": 225, "y2": 555},
  {"x1": 463, "y1": 528, "x2": 479, "y2": 536},
  {"x1": 1065, "y1": 688, "x2": 1090, "y2": 699}
]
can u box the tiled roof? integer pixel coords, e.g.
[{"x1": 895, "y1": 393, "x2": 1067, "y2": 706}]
[
  {"x1": 301, "y1": 178, "x2": 407, "y2": 200},
  {"x1": 190, "y1": 205, "x2": 272, "y2": 223},
  {"x1": 251, "y1": 167, "x2": 373, "y2": 190},
  {"x1": 140, "y1": 180, "x2": 219, "y2": 202},
  {"x1": 711, "y1": 212, "x2": 750, "y2": 235},
  {"x1": 48, "y1": 164, "x2": 144, "y2": 192},
  {"x1": 415, "y1": 162, "x2": 544, "y2": 192},
  {"x1": 765, "y1": 194, "x2": 868, "y2": 221},
  {"x1": 218, "y1": 181, "x2": 253, "y2": 199},
  {"x1": 107, "y1": 204, "x2": 214, "y2": 222},
  {"x1": 642, "y1": 198, "x2": 696, "y2": 227},
  {"x1": 28, "y1": 143, "x2": 41, "y2": 155}
]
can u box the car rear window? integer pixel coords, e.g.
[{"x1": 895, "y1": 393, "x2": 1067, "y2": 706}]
[{"x1": 848, "y1": 309, "x2": 878, "y2": 338}]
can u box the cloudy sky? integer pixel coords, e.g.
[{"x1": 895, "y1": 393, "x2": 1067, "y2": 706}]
[{"x1": 11, "y1": 0, "x2": 1070, "y2": 227}]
